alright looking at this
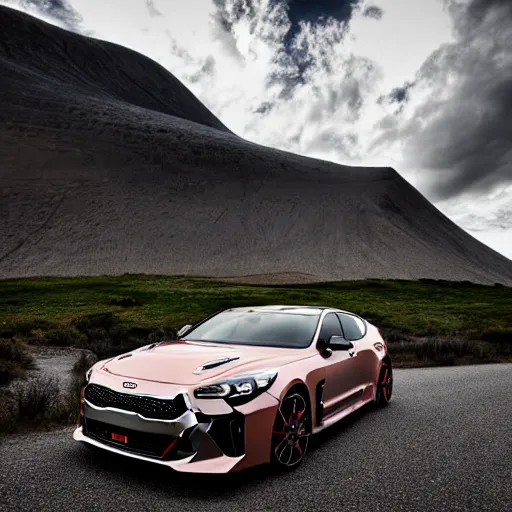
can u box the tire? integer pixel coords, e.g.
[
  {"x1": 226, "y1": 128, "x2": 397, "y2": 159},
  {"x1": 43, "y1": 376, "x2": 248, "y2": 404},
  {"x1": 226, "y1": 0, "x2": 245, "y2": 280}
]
[
  {"x1": 270, "y1": 390, "x2": 311, "y2": 470},
  {"x1": 375, "y1": 360, "x2": 393, "y2": 405}
]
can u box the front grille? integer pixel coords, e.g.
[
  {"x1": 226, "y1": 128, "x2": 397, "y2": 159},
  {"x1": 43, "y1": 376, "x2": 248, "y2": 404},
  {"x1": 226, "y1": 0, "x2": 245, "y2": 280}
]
[
  {"x1": 84, "y1": 418, "x2": 178, "y2": 459},
  {"x1": 84, "y1": 384, "x2": 188, "y2": 420}
]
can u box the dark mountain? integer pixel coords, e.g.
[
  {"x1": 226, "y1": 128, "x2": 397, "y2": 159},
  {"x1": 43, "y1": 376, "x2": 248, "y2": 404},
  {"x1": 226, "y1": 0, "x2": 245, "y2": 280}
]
[{"x1": 1, "y1": 5, "x2": 511, "y2": 286}]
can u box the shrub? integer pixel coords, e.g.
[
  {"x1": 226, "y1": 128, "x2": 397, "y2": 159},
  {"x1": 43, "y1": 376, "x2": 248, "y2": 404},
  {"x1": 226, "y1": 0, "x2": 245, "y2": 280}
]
[
  {"x1": 379, "y1": 327, "x2": 412, "y2": 343},
  {"x1": 0, "y1": 372, "x2": 83, "y2": 432},
  {"x1": 72, "y1": 350, "x2": 98, "y2": 376},
  {"x1": 480, "y1": 328, "x2": 512, "y2": 343},
  {"x1": 0, "y1": 339, "x2": 34, "y2": 386},
  {"x1": 44, "y1": 328, "x2": 85, "y2": 347},
  {"x1": 73, "y1": 312, "x2": 117, "y2": 331},
  {"x1": 0, "y1": 359, "x2": 21, "y2": 386},
  {"x1": 387, "y1": 337, "x2": 501, "y2": 366},
  {"x1": 55, "y1": 351, "x2": 101, "y2": 426},
  {"x1": 0, "y1": 339, "x2": 34, "y2": 367},
  {"x1": 8, "y1": 375, "x2": 61, "y2": 423},
  {"x1": 479, "y1": 328, "x2": 512, "y2": 357},
  {"x1": 109, "y1": 296, "x2": 142, "y2": 307},
  {"x1": 418, "y1": 278, "x2": 440, "y2": 285},
  {"x1": 0, "y1": 319, "x2": 52, "y2": 338}
]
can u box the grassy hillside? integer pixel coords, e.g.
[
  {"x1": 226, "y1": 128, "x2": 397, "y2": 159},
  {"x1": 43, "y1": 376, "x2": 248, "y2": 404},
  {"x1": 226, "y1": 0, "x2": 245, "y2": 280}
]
[{"x1": 1, "y1": 275, "x2": 511, "y2": 369}]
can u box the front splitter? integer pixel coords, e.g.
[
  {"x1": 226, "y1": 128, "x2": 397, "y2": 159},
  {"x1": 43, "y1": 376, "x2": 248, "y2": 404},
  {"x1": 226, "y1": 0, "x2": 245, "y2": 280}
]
[{"x1": 73, "y1": 427, "x2": 244, "y2": 474}]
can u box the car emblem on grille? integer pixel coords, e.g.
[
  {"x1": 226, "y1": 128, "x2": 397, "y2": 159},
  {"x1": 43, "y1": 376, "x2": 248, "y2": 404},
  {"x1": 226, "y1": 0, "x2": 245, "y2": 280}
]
[{"x1": 123, "y1": 382, "x2": 137, "y2": 389}]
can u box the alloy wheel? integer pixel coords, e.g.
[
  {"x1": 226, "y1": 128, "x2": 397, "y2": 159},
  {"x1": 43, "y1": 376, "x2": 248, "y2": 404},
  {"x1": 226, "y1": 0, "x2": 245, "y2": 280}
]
[
  {"x1": 378, "y1": 363, "x2": 393, "y2": 404},
  {"x1": 271, "y1": 393, "x2": 310, "y2": 468}
]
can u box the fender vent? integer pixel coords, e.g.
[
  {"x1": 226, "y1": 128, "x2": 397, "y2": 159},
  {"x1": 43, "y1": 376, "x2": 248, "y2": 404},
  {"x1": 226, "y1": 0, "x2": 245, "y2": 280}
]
[{"x1": 316, "y1": 380, "x2": 325, "y2": 425}]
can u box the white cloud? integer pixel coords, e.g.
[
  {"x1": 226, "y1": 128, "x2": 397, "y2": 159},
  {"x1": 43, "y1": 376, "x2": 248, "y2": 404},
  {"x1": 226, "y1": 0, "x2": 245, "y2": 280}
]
[
  {"x1": 1, "y1": 0, "x2": 511, "y2": 260},
  {"x1": 436, "y1": 184, "x2": 512, "y2": 259}
]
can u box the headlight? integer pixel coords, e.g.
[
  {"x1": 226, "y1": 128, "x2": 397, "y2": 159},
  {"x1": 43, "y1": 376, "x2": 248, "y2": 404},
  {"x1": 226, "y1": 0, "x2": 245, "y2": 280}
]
[{"x1": 194, "y1": 369, "x2": 278, "y2": 405}]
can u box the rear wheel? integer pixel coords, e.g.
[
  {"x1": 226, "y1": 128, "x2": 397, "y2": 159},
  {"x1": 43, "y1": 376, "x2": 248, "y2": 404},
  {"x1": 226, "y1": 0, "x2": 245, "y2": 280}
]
[
  {"x1": 376, "y1": 361, "x2": 393, "y2": 405},
  {"x1": 270, "y1": 391, "x2": 310, "y2": 470}
]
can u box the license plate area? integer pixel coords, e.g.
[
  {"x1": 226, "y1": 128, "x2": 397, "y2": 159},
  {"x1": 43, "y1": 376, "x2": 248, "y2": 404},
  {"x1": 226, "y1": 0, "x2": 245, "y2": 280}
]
[
  {"x1": 85, "y1": 418, "x2": 179, "y2": 458},
  {"x1": 111, "y1": 433, "x2": 128, "y2": 443}
]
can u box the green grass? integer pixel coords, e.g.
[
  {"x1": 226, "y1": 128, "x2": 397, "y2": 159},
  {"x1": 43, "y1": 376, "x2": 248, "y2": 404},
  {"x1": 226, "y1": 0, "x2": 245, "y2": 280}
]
[{"x1": 0, "y1": 275, "x2": 511, "y2": 367}]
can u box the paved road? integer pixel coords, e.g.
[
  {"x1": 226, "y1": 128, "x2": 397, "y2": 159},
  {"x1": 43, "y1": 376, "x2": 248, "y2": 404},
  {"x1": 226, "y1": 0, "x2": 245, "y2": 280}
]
[{"x1": 1, "y1": 364, "x2": 511, "y2": 512}]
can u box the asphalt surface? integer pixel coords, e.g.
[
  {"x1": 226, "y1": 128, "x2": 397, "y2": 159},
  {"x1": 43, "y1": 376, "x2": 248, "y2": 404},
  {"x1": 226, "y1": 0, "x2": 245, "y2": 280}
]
[{"x1": 1, "y1": 364, "x2": 511, "y2": 512}]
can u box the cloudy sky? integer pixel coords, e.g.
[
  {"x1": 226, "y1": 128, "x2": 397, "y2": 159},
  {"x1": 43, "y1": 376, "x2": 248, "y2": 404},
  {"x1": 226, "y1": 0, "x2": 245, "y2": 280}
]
[{"x1": 3, "y1": 0, "x2": 512, "y2": 259}]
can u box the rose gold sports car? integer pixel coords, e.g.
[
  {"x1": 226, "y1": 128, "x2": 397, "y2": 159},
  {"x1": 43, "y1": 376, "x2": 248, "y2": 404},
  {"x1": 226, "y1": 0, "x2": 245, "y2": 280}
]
[{"x1": 73, "y1": 305, "x2": 393, "y2": 472}]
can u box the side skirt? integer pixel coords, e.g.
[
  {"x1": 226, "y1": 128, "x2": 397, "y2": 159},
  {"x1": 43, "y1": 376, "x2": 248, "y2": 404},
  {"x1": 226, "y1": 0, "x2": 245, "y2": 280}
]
[{"x1": 311, "y1": 385, "x2": 375, "y2": 435}]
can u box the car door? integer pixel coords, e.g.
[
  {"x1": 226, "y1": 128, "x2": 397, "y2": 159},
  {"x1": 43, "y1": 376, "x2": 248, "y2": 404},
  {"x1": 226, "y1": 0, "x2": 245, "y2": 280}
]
[
  {"x1": 337, "y1": 312, "x2": 380, "y2": 389},
  {"x1": 318, "y1": 312, "x2": 361, "y2": 419}
]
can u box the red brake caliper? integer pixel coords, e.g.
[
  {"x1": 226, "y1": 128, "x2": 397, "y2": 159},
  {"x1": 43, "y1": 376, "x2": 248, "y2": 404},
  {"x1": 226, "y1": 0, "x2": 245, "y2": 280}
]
[
  {"x1": 273, "y1": 403, "x2": 292, "y2": 437},
  {"x1": 294, "y1": 407, "x2": 306, "y2": 457},
  {"x1": 382, "y1": 367, "x2": 390, "y2": 398},
  {"x1": 273, "y1": 398, "x2": 307, "y2": 464},
  {"x1": 296, "y1": 409, "x2": 305, "y2": 432}
]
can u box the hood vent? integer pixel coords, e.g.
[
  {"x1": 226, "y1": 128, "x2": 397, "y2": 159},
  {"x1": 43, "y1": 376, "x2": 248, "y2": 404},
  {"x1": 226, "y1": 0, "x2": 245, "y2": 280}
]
[{"x1": 194, "y1": 356, "x2": 240, "y2": 374}]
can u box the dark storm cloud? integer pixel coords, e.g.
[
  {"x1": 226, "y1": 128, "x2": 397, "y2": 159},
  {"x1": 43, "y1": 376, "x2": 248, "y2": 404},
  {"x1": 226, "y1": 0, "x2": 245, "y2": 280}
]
[
  {"x1": 212, "y1": 0, "x2": 258, "y2": 35},
  {"x1": 254, "y1": 102, "x2": 274, "y2": 115},
  {"x1": 283, "y1": 0, "x2": 359, "y2": 27},
  {"x1": 213, "y1": 0, "x2": 359, "y2": 29},
  {"x1": 388, "y1": 83, "x2": 413, "y2": 104},
  {"x1": 212, "y1": 0, "x2": 359, "y2": 91},
  {"x1": 376, "y1": 81, "x2": 415, "y2": 111},
  {"x1": 322, "y1": 58, "x2": 367, "y2": 118},
  {"x1": 266, "y1": 52, "x2": 304, "y2": 99},
  {"x1": 145, "y1": 0, "x2": 162, "y2": 17},
  {"x1": 210, "y1": 0, "x2": 376, "y2": 161},
  {"x1": 462, "y1": 0, "x2": 512, "y2": 27},
  {"x1": 314, "y1": 131, "x2": 359, "y2": 156},
  {"x1": 282, "y1": 0, "x2": 358, "y2": 81},
  {"x1": 362, "y1": 5, "x2": 383, "y2": 20},
  {"x1": 375, "y1": 0, "x2": 512, "y2": 200},
  {"x1": 18, "y1": 0, "x2": 81, "y2": 28}
]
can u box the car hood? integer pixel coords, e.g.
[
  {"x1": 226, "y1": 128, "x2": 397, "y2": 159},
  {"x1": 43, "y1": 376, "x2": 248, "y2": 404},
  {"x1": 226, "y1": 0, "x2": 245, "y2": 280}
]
[{"x1": 99, "y1": 340, "x2": 313, "y2": 385}]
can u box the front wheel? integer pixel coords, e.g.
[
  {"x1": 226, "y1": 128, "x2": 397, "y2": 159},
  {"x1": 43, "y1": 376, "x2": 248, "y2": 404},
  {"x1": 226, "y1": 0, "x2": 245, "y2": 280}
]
[
  {"x1": 375, "y1": 361, "x2": 393, "y2": 405},
  {"x1": 270, "y1": 391, "x2": 310, "y2": 470}
]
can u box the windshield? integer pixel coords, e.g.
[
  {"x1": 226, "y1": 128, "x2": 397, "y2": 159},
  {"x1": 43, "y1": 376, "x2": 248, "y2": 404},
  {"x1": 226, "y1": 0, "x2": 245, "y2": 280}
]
[{"x1": 182, "y1": 310, "x2": 321, "y2": 348}]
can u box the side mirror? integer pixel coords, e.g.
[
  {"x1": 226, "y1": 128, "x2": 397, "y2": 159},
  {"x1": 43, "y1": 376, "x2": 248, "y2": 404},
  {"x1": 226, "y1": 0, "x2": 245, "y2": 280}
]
[
  {"x1": 328, "y1": 336, "x2": 354, "y2": 351},
  {"x1": 177, "y1": 324, "x2": 192, "y2": 337}
]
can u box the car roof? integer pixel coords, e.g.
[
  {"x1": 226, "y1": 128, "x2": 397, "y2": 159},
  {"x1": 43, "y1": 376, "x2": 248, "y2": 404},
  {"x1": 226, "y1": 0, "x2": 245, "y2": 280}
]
[{"x1": 224, "y1": 305, "x2": 344, "y2": 316}]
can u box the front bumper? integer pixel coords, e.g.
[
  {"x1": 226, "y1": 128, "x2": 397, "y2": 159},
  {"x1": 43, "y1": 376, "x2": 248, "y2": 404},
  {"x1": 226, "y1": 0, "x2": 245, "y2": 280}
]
[{"x1": 74, "y1": 386, "x2": 279, "y2": 473}]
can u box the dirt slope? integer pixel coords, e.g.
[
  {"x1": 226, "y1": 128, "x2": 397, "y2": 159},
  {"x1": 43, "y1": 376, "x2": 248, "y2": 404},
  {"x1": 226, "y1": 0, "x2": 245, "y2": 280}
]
[{"x1": 1, "y1": 6, "x2": 511, "y2": 285}]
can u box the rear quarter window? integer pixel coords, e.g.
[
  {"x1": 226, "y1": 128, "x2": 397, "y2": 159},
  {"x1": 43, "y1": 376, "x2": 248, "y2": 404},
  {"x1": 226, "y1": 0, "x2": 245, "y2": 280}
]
[{"x1": 336, "y1": 313, "x2": 367, "y2": 341}]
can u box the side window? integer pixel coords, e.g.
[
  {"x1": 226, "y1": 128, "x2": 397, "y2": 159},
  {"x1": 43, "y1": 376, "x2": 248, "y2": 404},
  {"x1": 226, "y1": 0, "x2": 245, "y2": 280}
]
[
  {"x1": 318, "y1": 313, "x2": 343, "y2": 343},
  {"x1": 336, "y1": 313, "x2": 366, "y2": 341}
]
